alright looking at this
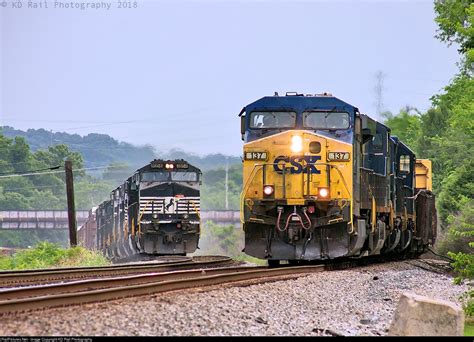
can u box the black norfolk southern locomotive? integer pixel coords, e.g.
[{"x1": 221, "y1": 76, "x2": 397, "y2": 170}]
[
  {"x1": 79, "y1": 159, "x2": 202, "y2": 259},
  {"x1": 239, "y1": 92, "x2": 437, "y2": 265}
]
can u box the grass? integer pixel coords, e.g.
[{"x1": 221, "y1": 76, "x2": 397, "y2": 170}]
[
  {"x1": 0, "y1": 241, "x2": 110, "y2": 270},
  {"x1": 465, "y1": 322, "x2": 474, "y2": 336},
  {"x1": 460, "y1": 289, "x2": 474, "y2": 336},
  {"x1": 233, "y1": 253, "x2": 267, "y2": 266}
]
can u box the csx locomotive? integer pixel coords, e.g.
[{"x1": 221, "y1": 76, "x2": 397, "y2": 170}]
[
  {"x1": 78, "y1": 159, "x2": 202, "y2": 258},
  {"x1": 239, "y1": 92, "x2": 436, "y2": 265}
]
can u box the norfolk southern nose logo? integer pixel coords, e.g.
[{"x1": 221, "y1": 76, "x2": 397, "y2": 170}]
[
  {"x1": 273, "y1": 156, "x2": 321, "y2": 174},
  {"x1": 165, "y1": 198, "x2": 174, "y2": 212}
]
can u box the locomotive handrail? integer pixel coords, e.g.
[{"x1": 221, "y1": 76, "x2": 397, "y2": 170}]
[
  {"x1": 406, "y1": 189, "x2": 435, "y2": 201},
  {"x1": 137, "y1": 199, "x2": 157, "y2": 235},
  {"x1": 189, "y1": 200, "x2": 201, "y2": 219},
  {"x1": 359, "y1": 166, "x2": 387, "y2": 178},
  {"x1": 240, "y1": 165, "x2": 263, "y2": 223}
]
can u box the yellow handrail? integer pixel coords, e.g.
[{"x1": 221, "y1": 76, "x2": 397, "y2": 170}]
[
  {"x1": 189, "y1": 200, "x2": 200, "y2": 219},
  {"x1": 138, "y1": 200, "x2": 156, "y2": 235},
  {"x1": 240, "y1": 163, "x2": 264, "y2": 223}
]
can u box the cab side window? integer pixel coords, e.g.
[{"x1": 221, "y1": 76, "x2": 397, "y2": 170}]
[
  {"x1": 373, "y1": 133, "x2": 383, "y2": 151},
  {"x1": 399, "y1": 155, "x2": 410, "y2": 173}
]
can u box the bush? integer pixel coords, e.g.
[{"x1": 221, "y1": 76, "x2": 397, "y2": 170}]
[
  {"x1": 193, "y1": 221, "x2": 244, "y2": 257},
  {"x1": 192, "y1": 221, "x2": 268, "y2": 265},
  {"x1": 0, "y1": 230, "x2": 69, "y2": 248},
  {"x1": 449, "y1": 251, "x2": 474, "y2": 285},
  {"x1": 436, "y1": 200, "x2": 474, "y2": 285},
  {"x1": 0, "y1": 241, "x2": 110, "y2": 270}
]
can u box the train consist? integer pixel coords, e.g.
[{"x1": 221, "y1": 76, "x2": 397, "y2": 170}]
[
  {"x1": 239, "y1": 92, "x2": 437, "y2": 265},
  {"x1": 78, "y1": 159, "x2": 202, "y2": 259}
]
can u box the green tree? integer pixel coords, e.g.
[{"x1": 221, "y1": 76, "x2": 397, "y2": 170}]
[
  {"x1": 201, "y1": 164, "x2": 242, "y2": 210},
  {"x1": 431, "y1": 0, "x2": 474, "y2": 291},
  {"x1": 383, "y1": 107, "x2": 421, "y2": 151},
  {"x1": 0, "y1": 192, "x2": 31, "y2": 210},
  {"x1": 10, "y1": 137, "x2": 32, "y2": 173},
  {"x1": 434, "y1": 0, "x2": 474, "y2": 66},
  {"x1": 101, "y1": 162, "x2": 133, "y2": 185},
  {"x1": 196, "y1": 221, "x2": 243, "y2": 257},
  {"x1": 34, "y1": 144, "x2": 84, "y2": 176},
  {"x1": 416, "y1": 106, "x2": 451, "y2": 192},
  {"x1": 437, "y1": 160, "x2": 474, "y2": 226},
  {"x1": 75, "y1": 178, "x2": 114, "y2": 210}
]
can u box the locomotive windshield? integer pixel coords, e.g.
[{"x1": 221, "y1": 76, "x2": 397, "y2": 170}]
[
  {"x1": 303, "y1": 111, "x2": 350, "y2": 129},
  {"x1": 141, "y1": 171, "x2": 198, "y2": 182},
  {"x1": 171, "y1": 172, "x2": 198, "y2": 181},
  {"x1": 250, "y1": 111, "x2": 296, "y2": 129}
]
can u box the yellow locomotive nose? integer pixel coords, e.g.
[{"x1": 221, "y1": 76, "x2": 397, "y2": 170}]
[{"x1": 242, "y1": 130, "x2": 352, "y2": 202}]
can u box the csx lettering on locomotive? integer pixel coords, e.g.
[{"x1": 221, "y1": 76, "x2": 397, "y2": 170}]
[{"x1": 272, "y1": 155, "x2": 321, "y2": 174}]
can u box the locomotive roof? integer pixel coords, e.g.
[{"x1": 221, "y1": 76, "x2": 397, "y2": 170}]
[
  {"x1": 241, "y1": 92, "x2": 358, "y2": 114},
  {"x1": 375, "y1": 120, "x2": 391, "y2": 132},
  {"x1": 391, "y1": 136, "x2": 416, "y2": 156},
  {"x1": 136, "y1": 159, "x2": 201, "y2": 173}
]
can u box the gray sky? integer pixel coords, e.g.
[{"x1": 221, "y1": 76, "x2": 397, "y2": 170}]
[{"x1": 1, "y1": 0, "x2": 460, "y2": 156}]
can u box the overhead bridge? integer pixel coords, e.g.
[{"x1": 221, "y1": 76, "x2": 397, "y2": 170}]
[{"x1": 0, "y1": 210, "x2": 241, "y2": 230}]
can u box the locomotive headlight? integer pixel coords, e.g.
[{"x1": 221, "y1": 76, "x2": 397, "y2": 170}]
[
  {"x1": 290, "y1": 135, "x2": 303, "y2": 153},
  {"x1": 263, "y1": 185, "x2": 274, "y2": 196},
  {"x1": 318, "y1": 187, "x2": 329, "y2": 198}
]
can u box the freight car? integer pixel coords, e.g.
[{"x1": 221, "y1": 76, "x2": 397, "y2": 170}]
[
  {"x1": 78, "y1": 159, "x2": 202, "y2": 259},
  {"x1": 239, "y1": 92, "x2": 437, "y2": 265},
  {"x1": 77, "y1": 207, "x2": 97, "y2": 251}
]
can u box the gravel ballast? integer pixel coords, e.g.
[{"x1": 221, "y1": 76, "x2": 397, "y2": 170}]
[{"x1": 0, "y1": 260, "x2": 468, "y2": 336}]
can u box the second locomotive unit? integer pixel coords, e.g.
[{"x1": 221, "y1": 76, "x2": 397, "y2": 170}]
[
  {"x1": 239, "y1": 92, "x2": 436, "y2": 264},
  {"x1": 79, "y1": 159, "x2": 202, "y2": 258}
]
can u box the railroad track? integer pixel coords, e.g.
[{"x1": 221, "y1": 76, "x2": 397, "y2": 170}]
[
  {"x1": 0, "y1": 254, "x2": 443, "y2": 315},
  {"x1": 404, "y1": 258, "x2": 453, "y2": 275},
  {"x1": 0, "y1": 264, "x2": 326, "y2": 315},
  {"x1": 0, "y1": 255, "x2": 233, "y2": 287}
]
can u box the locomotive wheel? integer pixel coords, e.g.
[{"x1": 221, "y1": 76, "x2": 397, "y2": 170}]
[
  {"x1": 384, "y1": 228, "x2": 401, "y2": 253},
  {"x1": 105, "y1": 247, "x2": 113, "y2": 260},
  {"x1": 129, "y1": 235, "x2": 139, "y2": 255},
  {"x1": 399, "y1": 228, "x2": 413, "y2": 252}
]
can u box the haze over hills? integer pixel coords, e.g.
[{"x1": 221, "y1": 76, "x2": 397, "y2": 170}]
[{"x1": 1, "y1": 126, "x2": 242, "y2": 172}]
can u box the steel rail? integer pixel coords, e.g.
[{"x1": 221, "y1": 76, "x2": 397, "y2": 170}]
[
  {"x1": 0, "y1": 255, "x2": 192, "y2": 276},
  {"x1": 0, "y1": 265, "x2": 325, "y2": 314},
  {"x1": 0, "y1": 255, "x2": 232, "y2": 287},
  {"x1": 403, "y1": 259, "x2": 453, "y2": 275},
  {"x1": 0, "y1": 265, "x2": 267, "y2": 301}
]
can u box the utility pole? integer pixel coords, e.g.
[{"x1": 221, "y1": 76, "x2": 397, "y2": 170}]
[
  {"x1": 65, "y1": 160, "x2": 77, "y2": 247},
  {"x1": 374, "y1": 70, "x2": 386, "y2": 118},
  {"x1": 225, "y1": 157, "x2": 229, "y2": 210}
]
